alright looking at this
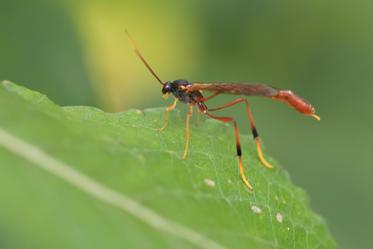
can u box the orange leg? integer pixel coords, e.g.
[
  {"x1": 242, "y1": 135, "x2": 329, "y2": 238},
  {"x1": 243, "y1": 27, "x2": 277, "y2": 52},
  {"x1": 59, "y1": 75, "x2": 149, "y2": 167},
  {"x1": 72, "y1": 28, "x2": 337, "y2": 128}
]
[
  {"x1": 182, "y1": 105, "x2": 194, "y2": 160},
  {"x1": 158, "y1": 99, "x2": 178, "y2": 131},
  {"x1": 205, "y1": 112, "x2": 253, "y2": 190},
  {"x1": 201, "y1": 92, "x2": 221, "y2": 102},
  {"x1": 208, "y1": 98, "x2": 273, "y2": 169}
]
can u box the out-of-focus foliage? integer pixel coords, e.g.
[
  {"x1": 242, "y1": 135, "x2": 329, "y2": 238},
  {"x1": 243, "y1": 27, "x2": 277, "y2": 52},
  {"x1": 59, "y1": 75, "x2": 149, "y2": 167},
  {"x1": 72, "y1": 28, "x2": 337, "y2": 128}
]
[
  {"x1": 0, "y1": 0, "x2": 96, "y2": 106},
  {"x1": 0, "y1": 0, "x2": 372, "y2": 248}
]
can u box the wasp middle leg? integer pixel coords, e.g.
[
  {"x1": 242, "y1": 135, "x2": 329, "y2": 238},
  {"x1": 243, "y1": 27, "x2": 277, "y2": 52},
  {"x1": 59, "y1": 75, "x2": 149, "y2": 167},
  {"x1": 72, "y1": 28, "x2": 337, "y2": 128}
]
[{"x1": 182, "y1": 104, "x2": 194, "y2": 160}]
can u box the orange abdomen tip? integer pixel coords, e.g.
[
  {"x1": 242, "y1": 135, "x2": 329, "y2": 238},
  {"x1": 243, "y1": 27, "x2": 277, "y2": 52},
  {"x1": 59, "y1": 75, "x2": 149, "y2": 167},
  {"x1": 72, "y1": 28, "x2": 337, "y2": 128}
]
[{"x1": 272, "y1": 90, "x2": 320, "y2": 120}]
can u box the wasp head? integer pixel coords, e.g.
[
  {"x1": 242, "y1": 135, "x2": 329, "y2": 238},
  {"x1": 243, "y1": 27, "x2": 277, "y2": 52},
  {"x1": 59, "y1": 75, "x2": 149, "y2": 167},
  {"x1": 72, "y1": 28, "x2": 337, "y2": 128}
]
[{"x1": 161, "y1": 81, "x2": 173, "y2": 98}]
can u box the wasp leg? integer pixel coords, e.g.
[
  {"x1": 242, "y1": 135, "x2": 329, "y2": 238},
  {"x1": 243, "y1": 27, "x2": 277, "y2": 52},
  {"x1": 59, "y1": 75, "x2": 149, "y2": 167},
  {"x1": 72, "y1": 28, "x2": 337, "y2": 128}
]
[
  {"x1": 208, "y1": 98, "x2": 273, "y2": 169},
  {"x1": 158, "y1": 99, "x2": 178, "y2": 132},
  {"x1": 182, "y1": 105, "x2": 194, "y2": 160},
  {"x1": 205, "y1": 112, "x2": 253, "y2": 190},
  {"x1": 201, "y1": 92, "x2": 221, "y2": 102},
  {"x1": 193, "y1": 92, "x2": 220, "y2": 127}
]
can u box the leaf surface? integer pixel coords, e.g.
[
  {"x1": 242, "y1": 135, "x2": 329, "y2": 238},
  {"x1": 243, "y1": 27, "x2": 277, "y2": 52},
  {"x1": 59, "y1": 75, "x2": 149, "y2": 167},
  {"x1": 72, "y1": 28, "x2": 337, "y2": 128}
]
[{"x1": 0, "y1": 81, "x2": 337, "y2": 249}]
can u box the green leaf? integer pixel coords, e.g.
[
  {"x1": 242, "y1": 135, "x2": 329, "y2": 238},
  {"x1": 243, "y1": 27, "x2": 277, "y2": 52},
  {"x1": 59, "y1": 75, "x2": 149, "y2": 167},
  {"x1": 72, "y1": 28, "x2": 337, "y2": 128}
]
[{"x1": 0, "y1": 81, "x2": 337, "y2": 249}]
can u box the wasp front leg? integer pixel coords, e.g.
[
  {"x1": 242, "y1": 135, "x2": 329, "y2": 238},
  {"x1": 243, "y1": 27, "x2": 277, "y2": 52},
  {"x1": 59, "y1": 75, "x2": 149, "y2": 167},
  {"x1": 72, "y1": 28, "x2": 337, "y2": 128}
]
[{"x1": 158, "y1": 99, "x2": 178, "y2": 132}]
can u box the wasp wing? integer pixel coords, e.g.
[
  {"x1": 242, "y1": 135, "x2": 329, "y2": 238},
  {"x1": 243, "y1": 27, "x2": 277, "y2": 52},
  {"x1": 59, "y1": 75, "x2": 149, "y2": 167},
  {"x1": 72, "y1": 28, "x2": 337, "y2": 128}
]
[
  {"x1": 188, "y1": 83, "x2": 279, "y2": 97},
  {"x1": 189, "y1": 82, "x2": 317, "y2": 117}
]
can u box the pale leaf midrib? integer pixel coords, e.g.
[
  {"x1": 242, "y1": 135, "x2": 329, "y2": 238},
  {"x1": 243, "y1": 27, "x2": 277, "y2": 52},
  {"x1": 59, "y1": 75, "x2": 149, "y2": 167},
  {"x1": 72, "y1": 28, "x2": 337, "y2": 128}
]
[{"x1": 0, "y1": 127, "x2": 225, "y2": 249}]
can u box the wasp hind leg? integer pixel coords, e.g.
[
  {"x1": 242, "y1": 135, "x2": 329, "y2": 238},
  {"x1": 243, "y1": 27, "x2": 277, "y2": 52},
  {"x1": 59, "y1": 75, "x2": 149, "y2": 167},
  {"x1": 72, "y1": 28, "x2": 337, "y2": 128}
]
[{"x1": 208, "y1": 98, "x2": 273, "y2": 169}]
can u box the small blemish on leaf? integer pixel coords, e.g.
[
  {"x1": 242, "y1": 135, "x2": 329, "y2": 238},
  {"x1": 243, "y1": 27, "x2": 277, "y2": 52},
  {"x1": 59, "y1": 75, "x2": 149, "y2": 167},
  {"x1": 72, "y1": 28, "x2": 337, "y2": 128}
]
[
  {"x1": 137, "y1": 154, "x2": 145, "y2": 162},
  {"x1": 135, "y1": 110, "x2": 144, "y2": 115},
  {"x1": 204, "y1": 178, "x2": 216, "y2": 187},
  {"x1": 251, "y1": 205, "x2": 262, "y2": 214},
  {"x1": 217, "y1": 136, "x2": 225, "y2": 142},
  {"x1": 276, "y1": 212, "x2": 283, "y2": 223}
]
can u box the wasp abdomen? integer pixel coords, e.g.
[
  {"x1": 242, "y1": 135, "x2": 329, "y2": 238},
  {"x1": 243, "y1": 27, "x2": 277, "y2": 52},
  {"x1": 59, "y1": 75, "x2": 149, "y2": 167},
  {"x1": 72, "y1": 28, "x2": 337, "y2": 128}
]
[{"x1": 273, "y1": 90, "x2": 315, "y2": 115}]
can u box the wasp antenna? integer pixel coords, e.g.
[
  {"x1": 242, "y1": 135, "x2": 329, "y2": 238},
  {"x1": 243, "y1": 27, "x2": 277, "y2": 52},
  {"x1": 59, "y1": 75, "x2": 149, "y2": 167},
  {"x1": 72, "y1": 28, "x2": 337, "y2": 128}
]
[{"x1": 125, "y1": 30, "x2": 164, "y2": 85}]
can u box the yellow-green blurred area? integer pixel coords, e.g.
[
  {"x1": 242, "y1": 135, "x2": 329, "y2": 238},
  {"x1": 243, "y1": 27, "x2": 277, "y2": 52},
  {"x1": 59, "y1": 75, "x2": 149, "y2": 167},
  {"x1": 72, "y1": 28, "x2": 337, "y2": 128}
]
[{"x1": 0, "y1": 0, "x2": 371, "y2": 248}]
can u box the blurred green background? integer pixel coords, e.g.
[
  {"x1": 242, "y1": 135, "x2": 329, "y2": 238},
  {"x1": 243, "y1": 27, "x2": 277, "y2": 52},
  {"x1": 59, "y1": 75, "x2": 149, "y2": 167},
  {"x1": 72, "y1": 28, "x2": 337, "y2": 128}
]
[{"x1": 1, "y1": 0, "x2": 372, "y2": 248}]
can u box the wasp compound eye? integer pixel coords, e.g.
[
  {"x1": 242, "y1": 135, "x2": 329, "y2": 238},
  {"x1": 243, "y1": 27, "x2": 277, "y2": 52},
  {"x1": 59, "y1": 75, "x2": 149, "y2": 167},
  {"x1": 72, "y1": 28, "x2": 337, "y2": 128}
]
[{"x1": 162, "y1": 83, "x2": 172, "y2": 94}]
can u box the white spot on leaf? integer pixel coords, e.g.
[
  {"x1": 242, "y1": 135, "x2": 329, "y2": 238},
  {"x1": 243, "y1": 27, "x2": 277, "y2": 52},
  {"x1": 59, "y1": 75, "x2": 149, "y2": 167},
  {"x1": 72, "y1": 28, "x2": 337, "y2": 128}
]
[
  {"x1": 204, "y1": 178, "x2": 216, "y2": 187},
  {"x1": 251, "y1": 205, "x2": 262, "y2": 214},
  {"x1": 276, "y1": 212, "x2": 283, "y2": 223}
]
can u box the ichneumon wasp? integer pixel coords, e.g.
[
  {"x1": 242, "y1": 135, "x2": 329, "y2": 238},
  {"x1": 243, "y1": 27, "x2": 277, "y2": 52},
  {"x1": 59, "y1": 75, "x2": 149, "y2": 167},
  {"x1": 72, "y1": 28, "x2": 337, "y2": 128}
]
[{"x1": 126, "y1": 31, "x2": 320, "y2": 190}]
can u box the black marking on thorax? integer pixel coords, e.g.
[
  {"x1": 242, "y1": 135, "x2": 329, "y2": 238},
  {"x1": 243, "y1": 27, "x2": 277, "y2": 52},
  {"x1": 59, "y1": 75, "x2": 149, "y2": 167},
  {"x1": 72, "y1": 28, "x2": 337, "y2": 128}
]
[{"x1": 170, "y1": 80, "x2": 208, "y2": 112}]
